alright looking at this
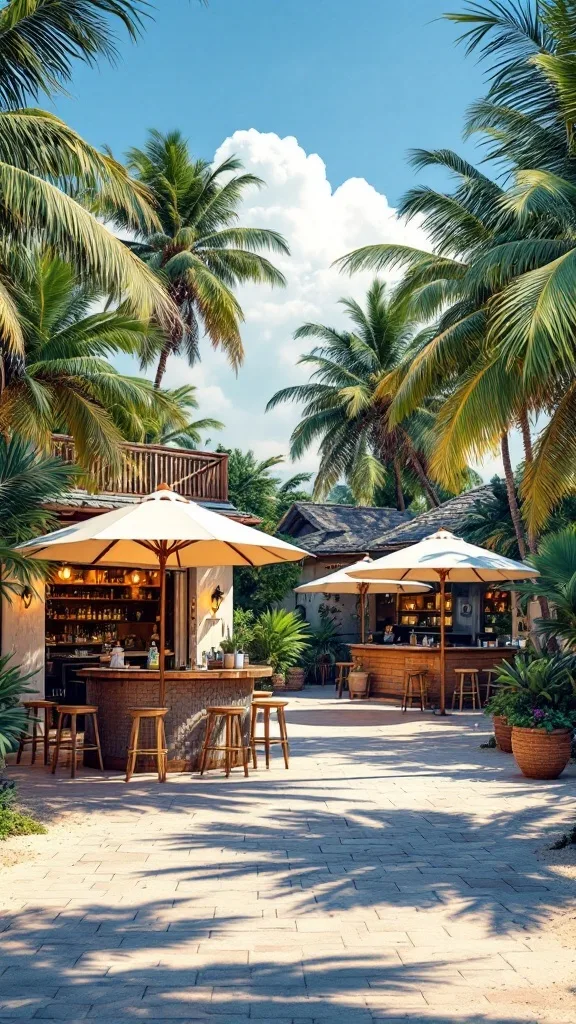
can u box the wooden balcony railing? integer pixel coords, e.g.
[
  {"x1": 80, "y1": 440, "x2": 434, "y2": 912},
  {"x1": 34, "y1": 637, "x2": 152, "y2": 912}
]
[{"x1": 52, "y1": 435, "x2": 229, "y2": 503}]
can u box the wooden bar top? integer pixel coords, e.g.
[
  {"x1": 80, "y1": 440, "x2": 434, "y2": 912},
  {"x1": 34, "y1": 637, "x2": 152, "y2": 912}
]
[
  {"x1": 78, "y1": 665, "x2": 272, "y2": 681},
  {"x1": 352, "y1": 643, "x2": 510, "y2": 653}
]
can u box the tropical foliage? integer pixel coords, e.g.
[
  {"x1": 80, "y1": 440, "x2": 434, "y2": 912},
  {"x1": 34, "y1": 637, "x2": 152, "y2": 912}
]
[
  {"x1": 125, "y1": 130, "x2": 289, "y2": 386},
  {"x1": 513, "y1": 528, "x2": 576, "y2": 648},
  {"x1": 0, "y1": 654, "x2": 39, "y2": 757},
  {"x1": 493, "y1": 650, "x2": 576, "y2": 731},
  {"x1": 248, "y1": 608, "x2": 310, "y2": 675},
  {"x1": 267, "y1": 280, "x2": 444, "y2": 509}
]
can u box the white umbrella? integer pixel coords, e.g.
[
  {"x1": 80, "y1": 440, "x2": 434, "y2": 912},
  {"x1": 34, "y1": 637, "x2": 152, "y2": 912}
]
[
  {"x1": 348, "y1": 529, "x2": 539, "y2": 714},
  {"x1": 294, "y1": 557, "x2": 431, "y2": 642},
  {"x1": 18, "y1": 484, "x2": 310, "y2": 703}
]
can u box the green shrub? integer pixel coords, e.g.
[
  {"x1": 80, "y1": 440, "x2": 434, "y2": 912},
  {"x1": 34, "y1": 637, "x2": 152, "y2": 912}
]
[
  {"x1": 0, "y1": 654, "x2": 39, "y2": 757},
  {"x1": 249, "y1": 609, "x2": 310, "y2": 675},
  {"x1": 493, "y1": 652, "x2": 576, "y2": 732},
  {"x1": 0, "y1": 808, "x2": 46, "y2": 840}
]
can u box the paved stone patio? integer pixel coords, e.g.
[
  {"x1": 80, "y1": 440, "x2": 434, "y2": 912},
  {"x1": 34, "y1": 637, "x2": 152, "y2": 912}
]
[{"x1": 2, "y1": 689, "x2": 576, "y2": 1023}]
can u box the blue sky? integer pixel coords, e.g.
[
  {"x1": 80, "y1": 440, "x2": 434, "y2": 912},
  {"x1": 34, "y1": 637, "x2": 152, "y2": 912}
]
[{"x1": 53, "y1": 1, "x2": 511, "y2": 480}]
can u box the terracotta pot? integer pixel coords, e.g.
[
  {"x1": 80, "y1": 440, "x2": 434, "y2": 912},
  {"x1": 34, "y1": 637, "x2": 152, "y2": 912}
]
[
  {"x1": 223, "y1": 652, "x2": 234, "y2": 669},
  {"x1": 511, "y1": 726, "x2": 572, "y2": 780},
  {"x1": 348, "y1": 670, "x2": 369, "y2": 700},
  {"x1": 493, "y1": 715, "x2": 513, "y2": 753},
  {"x1": 271, "y1": 672, "x2": 286, "y2": 690},
  {"x1": 285, "y1": 667, "x2": 305, "y2": 691}
]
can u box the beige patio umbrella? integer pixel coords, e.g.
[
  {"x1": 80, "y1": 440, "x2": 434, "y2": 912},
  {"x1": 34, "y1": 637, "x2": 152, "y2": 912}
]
[
  {"x1": 349, "y1": 529, "x2": 539, "y2": 714},
  {"x1": 17, "y1": 484, "x2": 310, "y2": 704},
  {"x1": 294, "y1": 557, "x2": 431, "y2": 643}
]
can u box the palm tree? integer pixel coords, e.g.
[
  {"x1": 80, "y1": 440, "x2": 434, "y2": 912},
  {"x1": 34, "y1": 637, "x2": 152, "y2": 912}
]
[
  {"x1": 267, "y1": 280, "x2": 441, "y2": 509},
  {"x1": 0, "y1": 433, "x2": 76, "y2": 599},
  {"x1": 0, "y1": 2, "x2": 177, "y2": 345},
  {"x1": 222, "y1": 447, "x2": 311, "y2": 529},
  {"x1": 0, "y1": 253, "x2": 187, "y2": 473},
  {"x1": 125, "y1": 130, "x2": 290, "y2": 386},
  {"x1": 118, "y1": 384, "x2": 224, "y2": 449}
]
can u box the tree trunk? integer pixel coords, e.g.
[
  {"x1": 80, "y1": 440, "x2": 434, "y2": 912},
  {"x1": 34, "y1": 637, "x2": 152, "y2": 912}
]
[
  {"x1": 399, "y1": 428, "x2": 441, "y2": 508},
  {"x1": 154, "y1": 343, "x2": 171, "y2": 389},
  {"x1": 501, "y1": 432, "x2": 526, "y2": 560},
  {"x1": 393, "y1": 458, "x2": 406, "y2": 512},
  {"x1": 519, "y1": 409, "x2": 534, "y2": 465}
]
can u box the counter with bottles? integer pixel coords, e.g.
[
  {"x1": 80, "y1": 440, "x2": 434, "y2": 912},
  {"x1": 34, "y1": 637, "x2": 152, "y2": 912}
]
[
  {"x1": 349, "y1": 643, "x2": 515, "y2": 705},
  {"x1": 78, "y1": 665, "x2": 273, "y2": 771}
]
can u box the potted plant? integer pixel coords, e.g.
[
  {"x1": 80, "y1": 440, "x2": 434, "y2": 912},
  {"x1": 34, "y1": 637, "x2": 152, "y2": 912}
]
[
  {"x1": 484, "y1": 684, "x2": 516, "y2": 752},
  {"x1": 220, "y1": 636, "x2": 236, "y2": 669},
  {"x1": 249, "y1": 609, "x2": 310, "y2": 690},
  {"x1": 348, "y1": 659, "x2": 369, "y2": 700},
  {"x1": 494, "y1": 653, "x2": 576, "y2": 779}
]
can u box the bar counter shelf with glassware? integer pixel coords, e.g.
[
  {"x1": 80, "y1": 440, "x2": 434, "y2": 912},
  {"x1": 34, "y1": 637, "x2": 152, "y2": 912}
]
[{"x1": 77, "y1": 664, "x2": 273, "y2": 772}]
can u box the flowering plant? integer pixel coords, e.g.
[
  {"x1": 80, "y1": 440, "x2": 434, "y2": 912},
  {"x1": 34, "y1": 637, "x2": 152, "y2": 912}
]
[{"x1": 493, "y1": 652, "x2": 576, "y2": 731}]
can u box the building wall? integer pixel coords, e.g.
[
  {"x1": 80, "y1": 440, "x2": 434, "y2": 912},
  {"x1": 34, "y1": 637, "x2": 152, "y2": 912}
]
[
  {"x1": 281, "y1": 557, "x2": 368, "y2": 643},
  {"x1": 192, "y1": 566, "x2": 234, "y2": 662},
  {"x1": 1, "y1": 585, "x2": 45, "y2": 699}
]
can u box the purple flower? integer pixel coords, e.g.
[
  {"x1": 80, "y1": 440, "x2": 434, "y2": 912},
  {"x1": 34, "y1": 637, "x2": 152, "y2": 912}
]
[{"x1": 533, "y1": 708, "x2": 545, "y2": 720}]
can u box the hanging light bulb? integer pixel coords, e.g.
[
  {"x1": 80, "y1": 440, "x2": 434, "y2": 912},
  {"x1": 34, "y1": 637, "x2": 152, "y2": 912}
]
[
  {"x1": 58, "y1": 565, "x2": 72, "y2": 581},
  {"x1": 130, "y1": 570, "x2": 142, "y2": 585}
]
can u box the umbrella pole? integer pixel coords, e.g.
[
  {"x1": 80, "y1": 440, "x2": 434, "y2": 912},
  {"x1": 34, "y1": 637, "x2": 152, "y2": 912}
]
[
  {"x1": 359, "y1": 583, "x2": 369, "y2": 643},
  {"x1": 439, "y1": 570, "x2": 447, "y2": 715},
  {"x1": 158, "y1": 546, "x2": 168, "y2": 707}
]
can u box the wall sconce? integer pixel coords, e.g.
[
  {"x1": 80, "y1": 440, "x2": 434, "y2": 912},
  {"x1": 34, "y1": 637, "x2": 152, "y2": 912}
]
[
  {"x1": 210, "y1": 585, "x2": 224, "y2": 615},
  {"x1": 57, "y1": 565, "x2": 72, "y2": 581},
  {"x1": 21, "y1": 587, "x2": 33, "y2": 609},
  {"x1": 130, "y1": 570, "x2": 142, "y2": 585}
]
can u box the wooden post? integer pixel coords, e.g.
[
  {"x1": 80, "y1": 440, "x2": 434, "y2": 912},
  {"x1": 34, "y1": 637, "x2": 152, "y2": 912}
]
[
  {"x1": 358, "y1": 583, "x2": 369, "y2": 643},
  {"x1": 439, "y1": 570, "x2": 447, "y2": 715},
  {"x1": 158, "y1": 545, "x2": 168, "y2": 707}
]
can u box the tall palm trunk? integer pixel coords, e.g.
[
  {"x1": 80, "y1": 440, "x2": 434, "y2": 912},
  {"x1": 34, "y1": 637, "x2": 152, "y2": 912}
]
[
  {"x1": 154, "y1": 343, "x2": 171, "y2": 388},
  {"x1": 393, "y1": 457, "x2": 406, "y2": 512},
  {"x1": 501, "y1": 432, "x2": 526, "y2": 560},
  {"x1": 399, "y1": 428, "x2": 440, "y2": 508},
  {"x1": 517, "y1": 411, "x2": 552, "y2": 630},
  {"x1": 519, "y1": 409, "x2": 534, "y2": 466}
]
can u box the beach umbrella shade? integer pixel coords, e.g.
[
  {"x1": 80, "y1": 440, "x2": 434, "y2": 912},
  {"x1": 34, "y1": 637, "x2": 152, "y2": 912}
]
[
  {"x1": 17, "y1": 485, "x2": 310, "y2": 704},
  {"x1": 294, "y1": 557, "x2": 431, "y2": 642},
  {"x1": 348, "y1": 529, "x2": 539, "y2": 714}
]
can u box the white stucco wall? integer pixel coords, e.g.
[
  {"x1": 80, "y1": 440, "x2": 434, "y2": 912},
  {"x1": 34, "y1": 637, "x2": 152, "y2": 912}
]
[
  {"x1": 1, "y1": 585, "x2": 45, "y2": 698},
  {"x1": 282, "y1": 558, "x2": 370, "y2": 642},
  {"x1": 193, "y1": 565, "x2": 234, "y2": 662}
]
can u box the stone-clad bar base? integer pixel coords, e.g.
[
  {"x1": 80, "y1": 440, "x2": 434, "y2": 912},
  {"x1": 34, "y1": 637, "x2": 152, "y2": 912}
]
[
  {"x1": 349, "y1": 644, "x2": 515, "y2": 705},
  {"x1": 79, "y1": 667, "x2": 272, "y2": 772}
]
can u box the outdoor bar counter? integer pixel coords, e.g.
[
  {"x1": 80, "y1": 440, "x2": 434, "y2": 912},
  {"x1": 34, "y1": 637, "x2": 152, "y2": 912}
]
[
  {"x1": 78, "y1": 665, "x2": 272, "y2": 771},
  {"x1": 350, "y1": 644, "x2": 515, "y2": 705}
]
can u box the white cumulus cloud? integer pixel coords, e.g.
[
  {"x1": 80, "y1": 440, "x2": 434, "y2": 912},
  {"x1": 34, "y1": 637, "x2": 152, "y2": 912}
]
[{"x1": 165, "y1": 128, "x2": 435, "y2": 478}]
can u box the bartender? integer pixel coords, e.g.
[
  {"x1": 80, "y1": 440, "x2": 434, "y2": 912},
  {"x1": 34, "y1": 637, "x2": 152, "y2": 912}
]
[{"x1": 382, "y1": 619, "x2": 395, "y2": 644}]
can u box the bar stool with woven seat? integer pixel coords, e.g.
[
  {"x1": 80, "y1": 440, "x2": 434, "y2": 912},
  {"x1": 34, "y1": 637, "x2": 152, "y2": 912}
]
[
  {"x1": 199, "y1": 706, "x2": 249, "y2": 777},
  {"x1": 452, "y1": 669, "x2": 481, "y2": 711},
  {"x1": 250, "y1": 698, "x2": 290, "y2": 769},
  {"x1": 484, "y1": 668, "x2": 502, "y2": 705},
  {"x1": 125, "y1": 708, "x2": 168, "y2": 783},
  {"x1": 401, "y1": 670, "x2": 428, "y2": 712},
  {"x1": 335, "y1": 661, "x2": 355, "y2": 699},
  {"x1": 16, "y1": 700, "x2": 57, "y2": 766},
  {"x1": 51, "y1": 705, "x2": 103, "y2": 778}
]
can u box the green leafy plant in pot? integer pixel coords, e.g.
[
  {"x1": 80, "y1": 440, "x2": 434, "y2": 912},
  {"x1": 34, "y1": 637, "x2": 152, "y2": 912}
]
[
  {"x1": 484, "y1": 682, "x2": 519, "y2": 753},
  {"x1": 249, "y1": 609, "x2": 310, "y2": 689},
  {"x1": 494, "y1": 653, "x2": 576, "y2": 779}
]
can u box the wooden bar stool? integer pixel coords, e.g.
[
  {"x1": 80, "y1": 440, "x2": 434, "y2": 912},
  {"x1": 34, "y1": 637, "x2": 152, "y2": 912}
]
[
  {"x1": 452, "y1": 669, "x2": 481, "y2": 711},
  {"x1": 16, "y1": 700, "x2": 57, "y2": 766},
  {"x1": 250, "y1": 699, "x2": 290, "y2": 769},
  {"x1": 125, "y1": 708, "x2": 168, "y2": 783},
  {"x1": 335, "y1": 662, "x2": 355, "y2": 699},
  {"x1": 484, "y1": 668, "x2": 502, "y2": 704},
  {"x1": 51, "y1": 705, "x2": 103, "y2": 778},
  {"x1": 200, "y1": 706, "x2": 249, "y2": 777},
  {"x1": 401, "y1": 670, "x2": 428, "y2": 712}
]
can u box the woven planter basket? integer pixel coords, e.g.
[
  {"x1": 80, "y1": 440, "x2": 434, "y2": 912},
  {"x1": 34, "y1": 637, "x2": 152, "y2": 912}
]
[
  {"x1": 285, "y1": 667, "x2": 305, "y2": 691},
  {"x1": 493, "y1": 715, "x2": 513, "y2": 753},
  {"x1": 511, "y1": 726, "x2": 572, "y2": 780}
]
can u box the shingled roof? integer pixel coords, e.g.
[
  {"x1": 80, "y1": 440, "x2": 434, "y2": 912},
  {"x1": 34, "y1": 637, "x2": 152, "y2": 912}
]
[
  {"x1": 373, "y1": 485, "x2": 493, "y2": 549},
  {"x1": 277, "y1": 502, "x2": 412, "y2": 555}
]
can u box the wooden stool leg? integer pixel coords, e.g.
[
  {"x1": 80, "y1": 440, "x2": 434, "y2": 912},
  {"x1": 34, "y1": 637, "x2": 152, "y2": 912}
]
[
  {"x1": 30, "y1": 715, "x2": 38, "y2": 765},
  {"x1": 125, "y1": 716, "x2": 139, "y2": 782},
  {"x1": 43, "y1": 706, "x2": 51, "y2": 766},
  {"x1": 16, "y1": 708, "x2": 30, "y2": 764},
  {"x1": 155, "y1": 715, "x2": 165, "y2": 783},
  {"x1": 250, "y1": 704, "x2": 258, "y2": 769},
  {"x1": 70, "y1": 713, "x2": 77, "y2": 779},
  {"x1": 199, "y1": 713, "x2": 215, "y2": 776},
  {"x1": 264, "y1": 706, "x2": 271, "y2": 769},
  {"x1": 278, "y1": 706, "x2": 290, "y2": 769},
  {"x1": 418, "y1": 674, "x2": 425, "y2": 713},
  {"x1": 451, "y1": 683, "x2": 457, "y2": 710},
  {"x1": 51, "y1": 712, "x2": 64, "y2": 774},
  {"x1": 91, "y1": 713, "x2": 104, "y2": 771},
  {"x1": 401, "y1": 676, "x2": 408, "y2": 713},
  {"x1": 235, "y1": 716, "x2": 249, "y2": 778},
  {"x1": 337, "y1": 668, "x2": 344, "y2": 699},
  {"x1": 224, "y1": 714, "x2": 232, "y2": 777},
  {"x1": 459, "y1": 678, "x2": 464, "y2": 712}
]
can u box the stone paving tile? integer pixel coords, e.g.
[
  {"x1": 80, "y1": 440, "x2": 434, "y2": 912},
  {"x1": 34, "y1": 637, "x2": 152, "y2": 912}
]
[{"x1": 3, "y1": 690, "x2": 576, "y2": 1023}]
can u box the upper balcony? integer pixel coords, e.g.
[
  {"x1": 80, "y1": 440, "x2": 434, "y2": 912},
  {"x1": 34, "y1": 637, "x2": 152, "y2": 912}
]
[{"x1": 51, "y1": 435, "x2": 229, "y2": 505}]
